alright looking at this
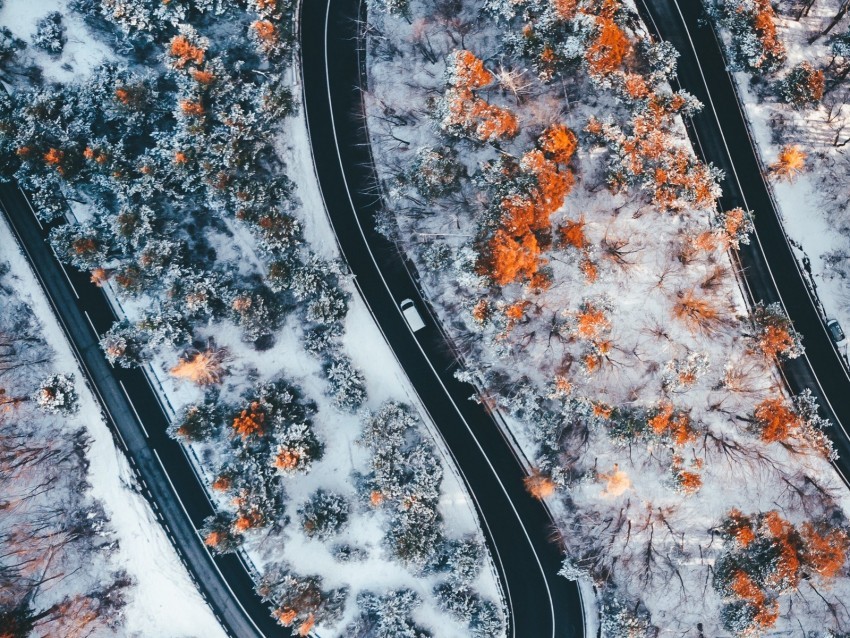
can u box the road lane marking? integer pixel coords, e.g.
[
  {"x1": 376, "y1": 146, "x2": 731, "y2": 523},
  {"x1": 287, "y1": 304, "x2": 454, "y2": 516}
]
[{"x1": 119, "y1": 380, "x2": 149, "y2": 438}]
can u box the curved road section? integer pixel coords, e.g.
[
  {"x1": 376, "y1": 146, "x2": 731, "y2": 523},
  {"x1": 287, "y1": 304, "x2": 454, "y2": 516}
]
[
  {"x1": 0, "y1": 183, "x2": 289, "y2": 638},
  {"x1": 300, "y1": 0, "x2": 584, "y2": 636},
  {"x1": 636, "y1": 0, "x2": 850, "y2": 478}
]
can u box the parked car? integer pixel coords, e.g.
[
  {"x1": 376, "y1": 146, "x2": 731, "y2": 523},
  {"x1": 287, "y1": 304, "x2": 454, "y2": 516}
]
[
  {"x1": 400, "y1": 298, "x2": 426, "y2": 332},
  {"x1": 827, "y1": 318, "x2": 847, "y2": 348}
]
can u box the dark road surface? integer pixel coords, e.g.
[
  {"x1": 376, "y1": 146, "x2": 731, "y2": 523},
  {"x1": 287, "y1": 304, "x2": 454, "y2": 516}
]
[
  {"x1": 0, "y1": 182, "x2": 289, "y2": 638},
  {"x1": 300, "y1": 0, "x2": 586, "y2": 635},
  {"x1": 637, "y1": 0, "x2": 850, "y2": 478}
]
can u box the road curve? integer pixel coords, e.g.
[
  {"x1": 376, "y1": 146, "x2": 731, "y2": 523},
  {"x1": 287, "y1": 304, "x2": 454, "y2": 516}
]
[
  {"x1": 299, "y1": 0, "x2": 585, "y2": 636},
  {"x1": 0, "y1": 183, "x2": 290, "y2": 638},
  {"x1": 636, "y1": 0, "x2": 850, "y2": 479}
]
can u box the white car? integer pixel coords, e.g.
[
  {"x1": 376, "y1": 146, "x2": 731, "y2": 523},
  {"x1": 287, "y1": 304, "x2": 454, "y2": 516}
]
[
  {"x1": 827, "y1": 318, "x2": 848, "y2": 349},
  {"x1": 400, "y1": 298, "x2": 426, "y2": 333}
]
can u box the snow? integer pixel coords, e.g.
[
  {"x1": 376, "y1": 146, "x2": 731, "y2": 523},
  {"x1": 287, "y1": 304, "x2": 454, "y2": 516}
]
[
  {"x1": 0, "y1": 0, "x2": 116, "y2": 83},
  {"x1": 0, "y1": 213, "x2": 227, "y2": 638}
]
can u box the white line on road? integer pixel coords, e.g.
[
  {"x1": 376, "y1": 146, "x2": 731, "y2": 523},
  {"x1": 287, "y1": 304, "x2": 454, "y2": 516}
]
[
  {"x1": 119, "y1": 380, "x2": 149, "y2": 438},
  {"x1": 152, "y1": 450, "x2": 268, "y2": 638},
  {"x1": 83, "y1": 310, "x2": 99, "y2": 337}
]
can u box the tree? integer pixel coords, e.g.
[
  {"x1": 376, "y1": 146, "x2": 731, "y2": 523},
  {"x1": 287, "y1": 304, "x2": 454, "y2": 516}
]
[
  {"x1": 100, "y1": 320, "x2": 150, "y2": 367},
  {"x1": 771, "y1": 145, "x2": 806, "y2": 181},
  {"x1": 32, "y1": 12, "x2": 66, "y2": 56},
  {"x1": 751, "y1": 396, "x2": 802, "y2": 442},
  {"x1": 257, "y1": 563, "x2": 348, "y2": 633},
  {"x1": 433, "y1": 582, "x2": 503, "y2": 637},
  {"x1": 747, "y1": 301, "x2": 803, "y2": 360},
  {"x1": 347, "y1": 589, "x2": 431, "y2": 638},
  {"x1": 713, "y1": 207, "x2": 754, "y2": 249},
  {"x1": 201, "y1": 513, "x2": 242, "y2": 554},
  {"x1": 32, "y1": 373, "x2": 79, "y2": 415},
  {"x1": 585, "y1": 18, "x2": 631, "y2": 78},
  {"x1": 780, "y1": 62, "x2": 825, "y2": 107},
  {"x1": 708, "y1": 0, "x2": 786, "y2": 74},
  {"x1": 168, "y1": 398, "x2": 222, "y2": 442},
  {"x1": 298, "y1": 489, "x2": 350, "y2": 540},
  {"x1": 324, "y1": 355, "x2": 367, "y2": 411},
  {"x1": 598, "y1": 592, "x2": 656, "y2": 638},
  {"x1": 170, "y1": 347, "x2": 227, "y2": 385}
]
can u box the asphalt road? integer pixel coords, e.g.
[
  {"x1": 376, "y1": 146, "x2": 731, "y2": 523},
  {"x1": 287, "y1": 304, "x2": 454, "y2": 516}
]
[
  {"x1": 299, "y1": 0, "x2": 586, "y2": 636},
  {"x1": 0, "y1": 182, "x2": 289, "y2": 638},
  {"x1": 636, "y1": 0, "x2": 850, "y2": 477}
]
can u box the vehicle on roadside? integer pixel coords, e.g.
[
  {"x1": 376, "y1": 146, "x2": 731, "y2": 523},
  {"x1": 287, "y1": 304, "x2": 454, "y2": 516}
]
[
  {"x1": 827, "y1": 318, "x2": 847, "y2": 349},
  {"x1": 400, "y1": 298, "x2": 426, "y2": 333}
]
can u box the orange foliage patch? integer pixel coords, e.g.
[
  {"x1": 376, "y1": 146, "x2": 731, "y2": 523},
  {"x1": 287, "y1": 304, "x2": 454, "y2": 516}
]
[
  {"x1": 169, "y1": 35, "x2": 205, "y2": 69},
  {"x1": 191, "y1": 69, "x2": 216, "y2": 84},
  {"x1": 274, "y1": 446, "x2": 301, "y2": 471},
  {"x1": 648, "y1": 403, "x2": 695, "y2": 446},
  {"x1": 672, "y1": 291, "x2": 719, "y2": 332},
  {"x1": 232, "y1": 402, "x2": 265, "y2": 439},
  {"x1": 452, "y1": 50, "x2": 494, "y2": 89},
  {"x1": 274, "y1": 608, "x2": 297, "y2": 626},
  {"x1": 580, "y1": 258, "x2": 598, "y2": 283},
  {"x1": 524, "y1": 468, "x2": 556, "y2": 499},
  {"x1": 585, "y1": 18, "x2": 631, "y2": 77},
  {"x1": 179, "y1": 100, "x2": 205, "y2": 117},
  {"x1": 252, "y1": 19, "x2": 277, "y2": 43},
  {"x1": 560, "y1": 219, "x2": 587, "y2": 249},
  {"x1": 539, "y1": 124, "x2": 578, "y2": 164},
  {"x1": 771, "y1": 145, "x2": 806, "y2": 181},
  {"x1": 89, "y1": 267, "x2": 110, "y2": 287},
  {"x1": 43, "y1": 148, "x2": 64, "y2": 166},
  {"x1": 170, "y1": 349, "x2": 226, "y2": 386},
  {"x1": 802, "y1": 523, "x2": 849, "y2": 579},
  {"x1": 551, "y1": 0, "x2": 578, "y2": 19},
  {"x1": 575, "y1": 305, "x2": 609, "y2": 340},
  {"x1": 297, "y1": 614, "x2": 315, "y2": 637},
  {"x1": 472, "y1": 298, "x2": 490, "y2": 324},
  {"x1": 204, "y1": 531, "x2": 223, "y2": 548},
  {"x1": 759, "y1": 324, "x2": 795, "y2": 360},
  {"x1": 753, "y1": 397, "x2": 801, "y2": 443},
  {"x1": 487, "y1": 229, "x2": 542, "y2": 285}
]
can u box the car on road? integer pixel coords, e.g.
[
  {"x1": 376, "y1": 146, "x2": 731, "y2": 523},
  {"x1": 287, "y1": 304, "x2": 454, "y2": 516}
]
[
  {"x1": 827, "y1": 319, "x2": 848, "y2": 349},
  {"x1": 400, "y1": 298, "x2": 426, "y2": 332}
]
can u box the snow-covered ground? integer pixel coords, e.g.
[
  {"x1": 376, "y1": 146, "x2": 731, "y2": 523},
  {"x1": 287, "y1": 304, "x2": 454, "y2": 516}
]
[{"x1": 0, "y1": 213, "x2": 227, "y2": 638}]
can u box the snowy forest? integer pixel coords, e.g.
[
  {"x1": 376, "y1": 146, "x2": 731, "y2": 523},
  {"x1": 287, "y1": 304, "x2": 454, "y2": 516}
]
[
  {"x1": 0, "y1": 0, "x2": 504, "y2": 635},
  {"x1": 365, "y1": 0, "x2": 850, "y2": 633},
  {"x1": 5, "y1": 0, "x2": 850, "y2": 634}
]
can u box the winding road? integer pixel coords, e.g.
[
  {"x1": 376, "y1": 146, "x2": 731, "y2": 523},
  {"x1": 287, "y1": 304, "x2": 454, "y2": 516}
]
[
  {"x1": 0, "y1": 183, "x2": 287, "y2": 638},
  {"x1": 8, "y1": 1, "x2": 845, "y2": 637},
  {"x1": 299, "y1": 0, "x2": 584, "y2": 636},
  {"x1": 634, "y1": 0, "x2": 850, "y2": 478}
]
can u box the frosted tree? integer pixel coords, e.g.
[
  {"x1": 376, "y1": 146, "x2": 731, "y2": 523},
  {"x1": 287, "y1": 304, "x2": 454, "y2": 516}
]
[
  {"x1": 780, "y1": 61, "x2": 825, "y2": 108},
  {"x1": 298, "y1": 489, "x2": 350, "y2": 541},
  {"x1": 324, "y1": 355, "x2": 367, "y2": 411},
  {"x1": 33, "y1": 373, "x2": 79, "y2": 415},
  {"x1": 100, "y1": 320, "x2": 151, "y2": 367},
  {"x1": 347, "y1": 589, "x2": 431, "y2": 638},
  {"x1": 32, "y1": 12, "x2": 66, "y2": 55},
  {"x1": 168, "y1": 396, "x2": 222, "y2": 442},
  {"x1": 257, "y1": 563, "x2": 348, "y2": 633}
]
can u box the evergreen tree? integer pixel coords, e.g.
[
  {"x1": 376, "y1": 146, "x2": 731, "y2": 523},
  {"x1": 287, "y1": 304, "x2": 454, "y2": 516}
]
[
  {"x1": 33, "y1": 12, "x2": 66, "y2": 55},
  {"x1": 298, "y1": 489, "x2": 350, "y2": 541},
  {"x1": 33, "y1": 373, "x2": 79, "y2": 415}
]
